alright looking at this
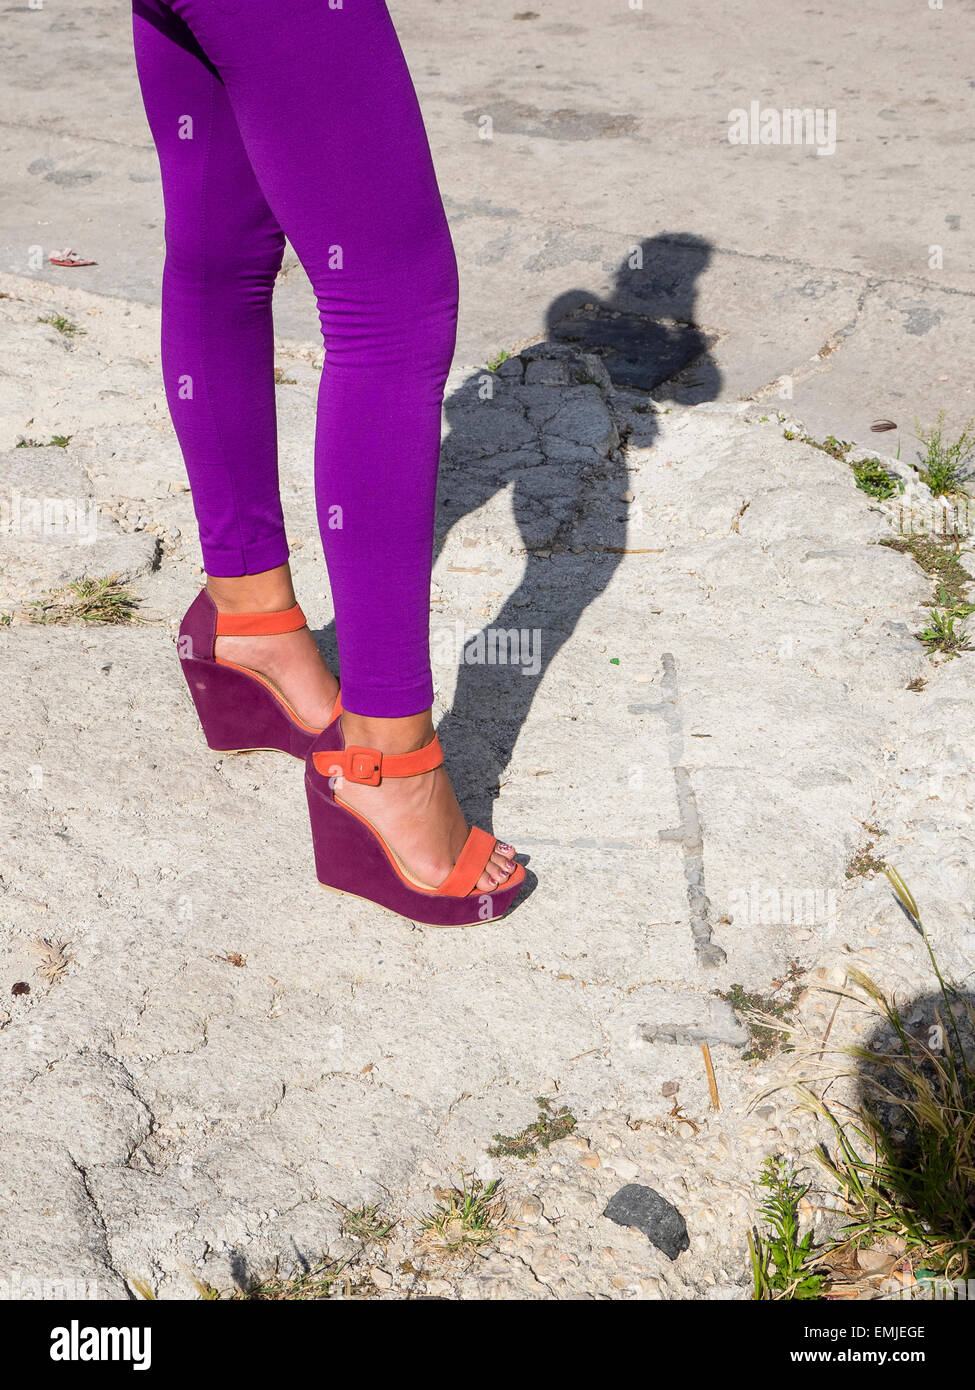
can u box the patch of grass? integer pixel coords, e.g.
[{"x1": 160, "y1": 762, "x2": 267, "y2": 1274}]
[
  {"x1": 487, "y1": 1095, "x2": 577, "y2": 1159},
  {"x1": 880, "y1": 535, "x2": 972, "y2": 605},
  {"x1": 881, "y1": 534, "x2": 975, "y2": 658},
  {"x1": 783, "y1": 430, "x2": 853, "y2": 461},
  {"x1": 851, "y1": 455, "x2": 900, "y2": 500},
  {"x1": 15, "y1": 434, "x2": 72, "y2": 448},
  {"x1": 846, "y1": 832, "x2": 888, "y2": 880},
  {"x1": 0, "y1": 613, "x2": 11, "y2": 628},
  {"x1": 272, "y1": 366, "x2": 297, "y2": 385},
  {"x1": 915, "y1": 412, "x2": 975, "y2": 496},
  {"x1": 194, "y1": 1256, "x2": 369, "y2": 1301},
  {"x1": 717, "y1": 965, "x2": 804, "y2": 1062},
  {"x1": 335, "y1": 1202, "x2": 397, "y2": 1243},
  {"x1": 748, "y1": 1156, "x2": 828, "y2": 1300},
  {"x1": 29, "y1": 574, "x2": 141, "y2": 626},
  {"x1": 485, "y1": 349, "x2": 511, "y2": 372},
  {"x1": 133, "y1": 1261, "x2": 369, "y2": 1301},
  {"x1": 815, "y1": 434, "x2": 854, "y2": 461},
  {"x1": 36, "y1": 313, "x2": 85, "y2": 337},
  {"x1": 803, "y1": 868, "x2": 975, "y2": 1281},
  {"x1": 915, "y1": 585, "x2": 975, "y2": 658},
  {"x1": 419, "y1": 1175, "x2": 505, "y2": 1250},
  {"x1": 907, "y1": 675, "x2": 927, "y2": 692}
]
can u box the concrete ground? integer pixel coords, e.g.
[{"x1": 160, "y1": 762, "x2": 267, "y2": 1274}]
[{"x1": 1, "y1": 0, "x2": 974, "y2": 1300}]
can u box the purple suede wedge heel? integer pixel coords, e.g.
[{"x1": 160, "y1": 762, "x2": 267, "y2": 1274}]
[
  {"x1": 304, "y1": 712, "x2": 526, "y2": 927},
  {"x1": 178, "y1": 589, "x2": 328, "y2": 758}
]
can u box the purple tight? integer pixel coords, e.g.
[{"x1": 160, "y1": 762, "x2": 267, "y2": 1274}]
[{"x1": 131, "y1": 0, "x2": 459, "y2": 716}]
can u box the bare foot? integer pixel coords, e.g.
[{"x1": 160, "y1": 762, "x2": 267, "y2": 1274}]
[{"x1": 335, "y1": 710, "x2": 518, "y2": 893}]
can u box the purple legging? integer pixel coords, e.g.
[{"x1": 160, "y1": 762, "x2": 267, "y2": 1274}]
[{"x1": 131, "y1": 0, "x2": 459, "y2": 716}]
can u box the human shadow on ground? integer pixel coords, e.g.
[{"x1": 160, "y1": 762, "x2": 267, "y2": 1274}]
[
  {"x1": 434, "y1": 233, "x2": 719, "y2": 835},
  {"x1": 314, "y1": 233, "x2": 720, "y2": 842}
]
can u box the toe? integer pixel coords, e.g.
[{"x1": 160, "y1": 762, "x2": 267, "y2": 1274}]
[
  {"x1": 491, "y1": 844, "x2": 516, "y2": 876},
  {"x1": 476, "y1": 860, "x2": 507, "y2": 892}
]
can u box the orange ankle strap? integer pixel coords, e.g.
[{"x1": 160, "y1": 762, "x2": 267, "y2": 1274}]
[
  {"x1": 214, "y1": 602, "x2": 307, "y2": 636},
  {"x1": 313, "y1": 734, "x2": 443, "y2": 787}
]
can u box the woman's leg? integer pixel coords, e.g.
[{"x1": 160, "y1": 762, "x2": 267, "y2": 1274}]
[{"x1": 132, "y1": 0, "x2": 338, "y2": 727}]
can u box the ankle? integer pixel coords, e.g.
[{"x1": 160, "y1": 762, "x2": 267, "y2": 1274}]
[
  {"x1": 207, "y1": 563, "x2": 297, "y2": 615},
  {"x1": 340, "y1": 709, "x2": 435, "y2": 755}
]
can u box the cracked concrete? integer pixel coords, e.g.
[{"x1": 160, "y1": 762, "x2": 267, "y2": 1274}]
[{"x1": 3, "y1": 264, "x2": 973, "y2": 1297}]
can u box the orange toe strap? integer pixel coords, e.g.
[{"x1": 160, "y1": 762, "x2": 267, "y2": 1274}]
[
  {"x1": 437, "y1": 825, "x2": 499, "y2": 898},
  {"x1": 313, "y1": 733, "x2": 443, "y2": 788},
  {"x1": 215, "y1": 602, "x2": 307, "y2": 636}
]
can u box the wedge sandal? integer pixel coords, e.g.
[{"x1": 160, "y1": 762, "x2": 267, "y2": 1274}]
[{"x1": 304, "y1": 714, "x2": 526, "y2": 927}]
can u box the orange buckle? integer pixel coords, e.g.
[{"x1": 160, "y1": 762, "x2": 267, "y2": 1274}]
[{"x1": 345, "y1": 746, "x2": 382, "y2": 786}]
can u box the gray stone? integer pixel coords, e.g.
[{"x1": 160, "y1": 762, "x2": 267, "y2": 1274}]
[{"x1": 602, "y1": 1184, "x2": 690, "y2": 1261}]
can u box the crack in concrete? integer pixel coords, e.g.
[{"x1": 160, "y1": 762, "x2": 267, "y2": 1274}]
[
  {"x1": 0, "y1": 116, "x2": 154, "y2": 152},
  {"x1": 642, "y1": 653, "x2": 726, "y2": 968},
  {"x1": 69, "y1": 1155, "x2": 133, "y2": 1297},
  {"x1": 748, "y1": 276, "x2": 882, "y2": 403}
]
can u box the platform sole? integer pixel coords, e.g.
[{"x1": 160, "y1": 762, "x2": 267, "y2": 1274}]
[
  {"x1": 317, "y1": 878, "x2": 523, "y2": 928},
  {"x1": 181, "y1": 654, "x2": 319, "y2": 760}
]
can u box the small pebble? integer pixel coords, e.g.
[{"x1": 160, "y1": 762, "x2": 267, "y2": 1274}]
[{"x1": 515, "y1": 1196, "x2": 543, "y2": 1227}]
